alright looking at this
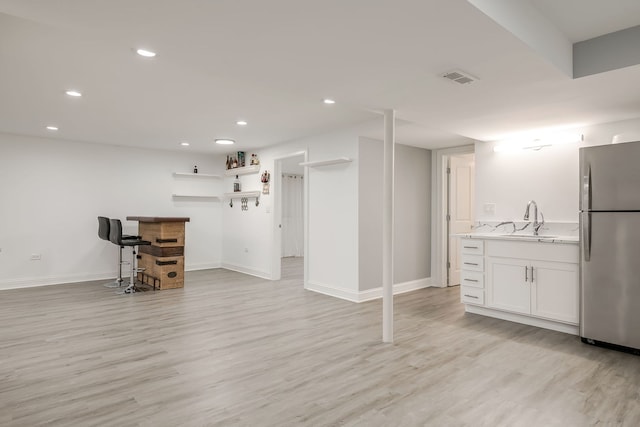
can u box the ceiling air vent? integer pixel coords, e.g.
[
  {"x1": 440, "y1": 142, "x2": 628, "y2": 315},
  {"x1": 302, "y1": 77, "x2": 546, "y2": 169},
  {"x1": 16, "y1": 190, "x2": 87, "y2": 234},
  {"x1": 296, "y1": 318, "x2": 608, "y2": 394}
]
[{"x1": 442, "y1": 69, "x2": 478, "y2": 85}]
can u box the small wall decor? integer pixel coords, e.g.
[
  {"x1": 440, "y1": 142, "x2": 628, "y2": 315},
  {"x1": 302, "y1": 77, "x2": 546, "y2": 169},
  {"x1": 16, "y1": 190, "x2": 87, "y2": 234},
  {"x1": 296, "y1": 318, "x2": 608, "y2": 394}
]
[
  {"x1": 261, "y1": 170, "x2": 271, "y2": 194},
  {"x1": 250, "y1": 153, "x2": 260, "y2": 165},
  {"x1": 237, "y1": 151, "x2": 246, "y2": 167}
]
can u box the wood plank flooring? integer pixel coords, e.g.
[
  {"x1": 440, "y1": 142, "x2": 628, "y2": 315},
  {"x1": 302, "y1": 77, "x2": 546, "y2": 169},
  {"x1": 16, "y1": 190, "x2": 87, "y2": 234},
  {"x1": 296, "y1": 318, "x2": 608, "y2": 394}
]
[{"x1": 1, "y1": 257, "x2": 639, "y2": 426}]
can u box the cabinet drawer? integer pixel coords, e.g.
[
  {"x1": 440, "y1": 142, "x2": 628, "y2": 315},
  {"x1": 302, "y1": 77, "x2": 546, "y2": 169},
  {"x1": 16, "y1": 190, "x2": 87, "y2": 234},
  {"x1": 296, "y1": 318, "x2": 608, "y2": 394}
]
[
  {"x1": 461, "y1": 254, "x2": 484, "y2": 272},
  {"x1": 461, "y1": 286, "x2": 484, "y2": 305},
  {"x1": 461, "y1": 239, "x2": 484, "y2": 255},
  {"x1": 461, "y1": 270, "x2": 484, "y2": 288},
  {"x1": 487, "y1": 240, "x2": 578, "y2": 263}
]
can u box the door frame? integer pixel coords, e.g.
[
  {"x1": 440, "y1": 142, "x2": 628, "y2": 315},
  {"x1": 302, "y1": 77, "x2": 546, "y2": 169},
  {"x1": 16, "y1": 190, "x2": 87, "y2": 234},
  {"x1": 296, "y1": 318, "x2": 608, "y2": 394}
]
[
  {"x1": 272, "y1": 150, "x2": 308, "y2": 283},
  {"x1": 431, "y1": 144, "x2": 475, "y2": 287}
]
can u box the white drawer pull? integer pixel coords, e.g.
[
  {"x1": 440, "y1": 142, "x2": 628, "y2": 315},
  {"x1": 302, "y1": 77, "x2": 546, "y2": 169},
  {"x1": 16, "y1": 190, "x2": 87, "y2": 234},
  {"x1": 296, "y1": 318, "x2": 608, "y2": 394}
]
[
  {"x1": 464, "y1": 294, "x2": 479, "y2": 299},
  {"x1": 464, "y1": 262, "x2": 479, "y2": 266},
  {"x1": 464, "y1": 278, "x2": 479, "y2": 282},
  {"x1": 463, "y1": 246, "x2": 478, "y2": 249}
]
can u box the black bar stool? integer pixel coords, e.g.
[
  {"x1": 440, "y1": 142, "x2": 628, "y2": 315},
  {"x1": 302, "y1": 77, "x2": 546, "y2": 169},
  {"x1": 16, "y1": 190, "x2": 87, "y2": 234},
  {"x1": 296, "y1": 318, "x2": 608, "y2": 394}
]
[
  {"x1": 97, "y1": 216, "x2": 139, "y2": 288},
  {"x1": 108, "y1": 218, "x2": 151, "y2": 294}
]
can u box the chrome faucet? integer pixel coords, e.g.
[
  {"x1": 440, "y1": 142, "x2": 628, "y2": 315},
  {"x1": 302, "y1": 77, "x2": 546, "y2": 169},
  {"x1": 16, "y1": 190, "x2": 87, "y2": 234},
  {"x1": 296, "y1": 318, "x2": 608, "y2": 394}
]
[{"x1": 523, "y1": 200, "x2": 544, "y2": 235}]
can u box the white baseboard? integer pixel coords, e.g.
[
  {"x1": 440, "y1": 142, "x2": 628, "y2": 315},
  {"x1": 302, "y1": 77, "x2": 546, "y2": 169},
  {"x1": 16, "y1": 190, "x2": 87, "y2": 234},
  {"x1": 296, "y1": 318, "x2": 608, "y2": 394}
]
[
  {"x1": 221, "y1": 262, "x2": 271, "y2": 280},
  {"x1": 0, "y1": 272, "x2": 116, "y2": 291},
  {"x1": 305, "y1": 281, "x2": 361, "y2": 302},
  {"x1": 0, "y1": 262, "x2": 223, "y2": 291},
  {"x1": 465, "y1": 304, "x2": 579, "y2": 335},
  {"x1": 306, "y1": 277, "x2": 432, "y2": 303},
  {"x1": 186, "y1": 262, "x2": 221, "y2": 271}
]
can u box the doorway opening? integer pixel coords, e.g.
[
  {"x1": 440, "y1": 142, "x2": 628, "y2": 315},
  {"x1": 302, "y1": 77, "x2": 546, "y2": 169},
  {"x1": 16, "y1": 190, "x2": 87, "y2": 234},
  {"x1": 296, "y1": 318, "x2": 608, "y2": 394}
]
[
  {"x1": 446, "y1": 153, "x2": 475, "y2": 286},
  {"x1": 432, "y1": 145, "x2": 475, "y2": 288},
  {"x1": 273, "y1": 152, "x2": 307, "y2": 283}
]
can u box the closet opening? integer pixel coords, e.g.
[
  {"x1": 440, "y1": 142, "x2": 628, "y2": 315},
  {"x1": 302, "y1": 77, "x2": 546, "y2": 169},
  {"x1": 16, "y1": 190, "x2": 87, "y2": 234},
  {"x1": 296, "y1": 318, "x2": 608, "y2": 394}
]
[{"x1": 272, "y1": 152, "x2": 307, "y2": 283}]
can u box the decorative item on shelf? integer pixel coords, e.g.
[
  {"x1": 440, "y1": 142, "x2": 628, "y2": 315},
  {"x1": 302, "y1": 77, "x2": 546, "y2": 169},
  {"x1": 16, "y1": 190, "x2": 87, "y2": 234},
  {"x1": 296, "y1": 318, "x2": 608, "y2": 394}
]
[
  {"x1": 233, "y1": 175, "x2": 241, "y2": 192},
  {"x1": 193, "y1": 165, "x2": 198, "y2": 174},
  {"x1": 261, "y1": 170, "x2": 270, "y2": 195},
  {"x1": 237, "y1": 151, "x2": 246, "y2": 167},
  {"x1": 232, "y1": 156, "x2": 238, "y2": 168},
  {"x1": 250, "y1": 153, "x2": 260, "y2": 165}
]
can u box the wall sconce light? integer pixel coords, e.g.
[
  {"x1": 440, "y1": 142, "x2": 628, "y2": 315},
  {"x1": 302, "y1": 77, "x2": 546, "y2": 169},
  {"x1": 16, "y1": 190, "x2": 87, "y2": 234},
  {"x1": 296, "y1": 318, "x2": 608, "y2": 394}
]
[{"x1": 493, "y1": 133, "x2": 583, "y2": 153}]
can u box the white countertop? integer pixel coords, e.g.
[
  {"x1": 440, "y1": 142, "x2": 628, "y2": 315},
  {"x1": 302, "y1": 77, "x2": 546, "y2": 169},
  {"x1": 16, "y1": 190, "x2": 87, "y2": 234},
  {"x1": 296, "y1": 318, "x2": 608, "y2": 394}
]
[{"x1": 455, "y1": 232, "x2": 579, "y2": 244}]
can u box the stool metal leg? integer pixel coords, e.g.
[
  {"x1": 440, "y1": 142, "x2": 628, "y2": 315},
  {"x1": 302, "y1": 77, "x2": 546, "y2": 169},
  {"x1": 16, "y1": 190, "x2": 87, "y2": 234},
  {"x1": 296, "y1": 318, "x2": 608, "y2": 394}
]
[
  {"x1": 119, "y1": 245, "x2": 143, "y2": 295},
  {"x1": 103, "y1": 245, "x2": 128, "y2": 288}
]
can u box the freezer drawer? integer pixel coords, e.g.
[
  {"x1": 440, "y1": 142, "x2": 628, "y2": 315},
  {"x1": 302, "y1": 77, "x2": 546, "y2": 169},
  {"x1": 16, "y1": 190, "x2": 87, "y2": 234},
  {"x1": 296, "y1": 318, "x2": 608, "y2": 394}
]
[{"x1": 581, "y1": 211, "x2": 640, "y2": 349}]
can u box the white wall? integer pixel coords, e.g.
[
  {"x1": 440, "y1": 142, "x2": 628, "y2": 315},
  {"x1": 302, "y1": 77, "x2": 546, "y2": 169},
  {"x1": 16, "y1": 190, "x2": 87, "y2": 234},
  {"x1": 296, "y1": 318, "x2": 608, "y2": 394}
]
[
  {"x1": 221, "y1": 126, "x2": 360, "y2": 298},
  {"x1": 358, "y1": 137, "x2": 432, "y2": 292},
  {"x1": 394, "y1": 144, "x2": 432, "y2": 283},
  {"x1": 475, "y1": 117, "x2": 640, "y2": 223},
  {"x1": 358, "y1": 138, "x2": 383, "y2": 291},
  {"x1": 0, "y1": 133, "x2": 224, "y2": 289}
]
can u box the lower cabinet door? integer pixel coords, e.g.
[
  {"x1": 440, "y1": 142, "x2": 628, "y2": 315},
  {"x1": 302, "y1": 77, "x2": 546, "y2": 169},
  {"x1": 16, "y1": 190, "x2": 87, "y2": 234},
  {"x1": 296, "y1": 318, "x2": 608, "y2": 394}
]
[
  {"x1": 530, "y1": 260, "x2": 579, "y2": 324},
  {"x1": 487, "y1": 257, "x2": 530, "y2": 315}
]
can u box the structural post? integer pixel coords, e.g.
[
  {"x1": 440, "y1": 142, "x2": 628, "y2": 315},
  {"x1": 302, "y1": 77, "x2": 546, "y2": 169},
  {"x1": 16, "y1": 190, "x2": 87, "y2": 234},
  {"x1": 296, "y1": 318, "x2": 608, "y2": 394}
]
[{"x1": 383, "y1": 109, "x2": 395, "y2": 343}]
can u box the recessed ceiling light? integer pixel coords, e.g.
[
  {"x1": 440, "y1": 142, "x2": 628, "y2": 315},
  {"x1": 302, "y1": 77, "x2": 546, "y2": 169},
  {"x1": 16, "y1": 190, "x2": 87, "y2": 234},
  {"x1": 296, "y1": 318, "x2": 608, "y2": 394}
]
[
  {"x1": 136, "y1": 48, "x2": 157, "y2": 58},
  {"x1": 323, "y1": 98, "x2": 336, "y2": 104},
  {"x1": 65, "y1": 90, "x2": 82, "y2": 97},
  {"x1": 46, "y1": 126, "x2": 58, "y2": 131},
  {"x1": 180, "y1": 141, "x2": 190, "y2": 146},
  {"x1": 236, "y1": 120, "x2": 248, "y2": 126},
  {"x1": 215, "y1": 139, "x2": 235, "y2": 145}
]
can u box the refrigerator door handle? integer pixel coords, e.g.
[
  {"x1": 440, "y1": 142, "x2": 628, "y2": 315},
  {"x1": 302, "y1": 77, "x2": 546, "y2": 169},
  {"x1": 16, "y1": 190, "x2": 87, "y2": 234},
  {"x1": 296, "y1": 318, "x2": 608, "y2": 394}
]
[
  {"x1": 582, "y1": 163, "x2": 591, "y2": 211},
  {"x1": 582, "y1": 212, "x2": 591, "y2": 261},
  {"x1": 581, "y1": 162, "x2": 592, "y2": 261}
]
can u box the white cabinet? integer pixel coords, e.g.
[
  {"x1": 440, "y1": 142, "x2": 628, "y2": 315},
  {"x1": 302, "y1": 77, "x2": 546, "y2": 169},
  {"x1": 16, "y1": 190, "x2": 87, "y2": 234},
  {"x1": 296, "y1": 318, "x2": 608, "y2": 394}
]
[
  {"x1": 486, "y1": 240, "x2": 579, "y2": 325},
  {"x1": 530, "y1": 260, "x2": 579, "y2": 324},
  {"x1": 458, "y1": 236, "x2": 580, "y2": 334},
  {"x1": 459, "y1": 238, "x2": 485, "y2": 306},
  {"x1": 487, "y1": 257, "x2": 530, "y2": 315}
]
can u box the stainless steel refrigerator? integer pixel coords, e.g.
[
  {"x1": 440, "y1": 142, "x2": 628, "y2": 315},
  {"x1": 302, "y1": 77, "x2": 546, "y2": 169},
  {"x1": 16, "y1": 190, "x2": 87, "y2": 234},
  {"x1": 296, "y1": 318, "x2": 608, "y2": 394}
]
[{"x1": 580, "y1": 141, "x2": 640, "y2": 354}]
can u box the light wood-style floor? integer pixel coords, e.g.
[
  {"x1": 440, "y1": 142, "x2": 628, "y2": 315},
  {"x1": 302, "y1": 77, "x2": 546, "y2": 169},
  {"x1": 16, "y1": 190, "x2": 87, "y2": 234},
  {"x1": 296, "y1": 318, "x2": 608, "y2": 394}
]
[{"x1": 1, "y1": 257, "x2": 639, "y2": 426}]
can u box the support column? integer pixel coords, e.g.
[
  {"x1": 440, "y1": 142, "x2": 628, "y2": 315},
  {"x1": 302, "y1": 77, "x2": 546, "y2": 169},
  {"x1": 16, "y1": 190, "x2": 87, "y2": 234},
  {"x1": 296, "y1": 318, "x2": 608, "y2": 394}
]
[{"x1": 383, "y1": 109, "x2": 395, "y2": 343}]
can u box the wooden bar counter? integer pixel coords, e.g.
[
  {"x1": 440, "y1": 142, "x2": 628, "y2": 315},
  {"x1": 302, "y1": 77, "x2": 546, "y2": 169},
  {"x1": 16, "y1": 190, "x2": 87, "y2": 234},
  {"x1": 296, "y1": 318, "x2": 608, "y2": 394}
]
[{"x1": 126, "y1": 216, "x2": 190, "y2": 290}]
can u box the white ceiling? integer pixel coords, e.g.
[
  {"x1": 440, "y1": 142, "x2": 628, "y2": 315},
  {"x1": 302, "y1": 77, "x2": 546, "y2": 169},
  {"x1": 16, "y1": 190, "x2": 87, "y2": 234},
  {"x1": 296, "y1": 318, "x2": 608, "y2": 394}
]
[{"x1": 0, "y1": 0, "x2": 639, "y2": 154}]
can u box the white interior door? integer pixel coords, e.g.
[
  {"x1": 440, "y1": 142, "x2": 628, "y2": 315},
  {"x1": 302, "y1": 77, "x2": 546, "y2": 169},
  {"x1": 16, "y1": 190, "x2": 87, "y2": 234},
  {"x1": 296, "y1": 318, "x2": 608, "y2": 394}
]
[{"x1": 448, "y1": 154, "x2": 475, "y2": 285}]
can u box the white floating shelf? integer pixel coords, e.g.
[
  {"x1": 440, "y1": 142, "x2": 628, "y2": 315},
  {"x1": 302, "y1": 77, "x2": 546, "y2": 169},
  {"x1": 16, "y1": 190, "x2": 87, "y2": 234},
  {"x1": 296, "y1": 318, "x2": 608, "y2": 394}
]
[
  {"x1": 224, "y1": 164, "x2": 261, "y2": 176},
  {"x1": 173, "y1": 172, "x2": 222, "y2": 179},
  {"x1": 224, "y1": 191, "x2": 261, "y2": 199},
  {"x1": 299, "y1": 157, "x2": 352, "y2": 167},
  {"x1": 172, "y1": 194, "x2": 220, "y2": 199}
]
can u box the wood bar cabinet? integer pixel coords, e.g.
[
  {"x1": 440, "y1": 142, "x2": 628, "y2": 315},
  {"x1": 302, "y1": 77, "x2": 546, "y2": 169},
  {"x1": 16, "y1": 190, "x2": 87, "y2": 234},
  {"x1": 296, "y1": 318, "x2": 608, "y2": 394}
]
[{"x1": 126, "y1": 216, "x2": 190, "y2": 290}]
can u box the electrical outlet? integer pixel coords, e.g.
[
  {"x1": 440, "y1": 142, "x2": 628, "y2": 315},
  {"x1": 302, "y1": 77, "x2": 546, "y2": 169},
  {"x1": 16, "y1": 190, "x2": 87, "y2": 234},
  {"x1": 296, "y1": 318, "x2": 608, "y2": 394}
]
[{"x1": 30, "y1": 253, "x2": 41, "y2": 260}]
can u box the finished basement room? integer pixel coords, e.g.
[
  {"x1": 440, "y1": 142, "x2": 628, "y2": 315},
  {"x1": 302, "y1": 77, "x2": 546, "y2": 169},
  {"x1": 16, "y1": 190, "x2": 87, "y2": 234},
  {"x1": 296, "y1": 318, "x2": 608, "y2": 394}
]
[{"x1": 2, "y1": 1, "x2": 640, "y2": 426}]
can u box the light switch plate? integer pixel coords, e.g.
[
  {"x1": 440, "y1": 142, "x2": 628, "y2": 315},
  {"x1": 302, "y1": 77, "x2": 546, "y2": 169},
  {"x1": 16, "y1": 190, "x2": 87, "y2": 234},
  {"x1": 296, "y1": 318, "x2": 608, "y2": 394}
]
[{"x1": 483, "y1": 203, "x2": 496, "y2": 215}]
